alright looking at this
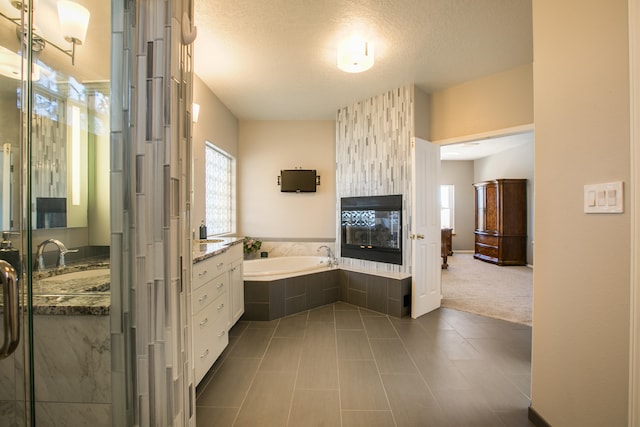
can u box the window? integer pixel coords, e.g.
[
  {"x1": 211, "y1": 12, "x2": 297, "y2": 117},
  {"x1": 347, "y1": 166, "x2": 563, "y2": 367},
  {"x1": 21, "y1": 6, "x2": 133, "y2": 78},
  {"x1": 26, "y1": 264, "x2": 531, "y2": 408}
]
[
  {"x1": 205, "y1": 142, "x2": 235, "y2": 235},
  {"x1": 440, "y1": 184, "x2": 455, "y2": 230}
]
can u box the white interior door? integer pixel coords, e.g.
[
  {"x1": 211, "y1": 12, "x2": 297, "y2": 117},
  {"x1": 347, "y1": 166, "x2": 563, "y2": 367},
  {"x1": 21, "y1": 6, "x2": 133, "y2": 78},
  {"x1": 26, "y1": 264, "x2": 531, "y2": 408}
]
[{"x1": 411, "y1": 137, "x2": 442, "y2": 318}]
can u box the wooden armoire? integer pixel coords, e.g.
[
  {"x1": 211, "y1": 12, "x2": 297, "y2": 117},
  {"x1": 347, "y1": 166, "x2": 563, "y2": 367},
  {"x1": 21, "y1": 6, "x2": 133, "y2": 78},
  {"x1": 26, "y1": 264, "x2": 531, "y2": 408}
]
[{"x1": 473, "y1": 179, "x2": 527, "y2": 266}]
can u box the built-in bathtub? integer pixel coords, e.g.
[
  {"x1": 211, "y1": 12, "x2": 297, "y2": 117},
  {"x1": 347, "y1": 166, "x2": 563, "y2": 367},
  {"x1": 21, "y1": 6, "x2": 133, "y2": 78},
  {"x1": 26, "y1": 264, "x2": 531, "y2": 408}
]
[
  {"x1": 243, "y1": 256, "x2": 339, "y2": 320},
  {"x1": 242, "y1": 256, "x2": 413, "y2": 321},
  {"x1": 244, "y1": 255, "x2": 333, "y2": 280}
]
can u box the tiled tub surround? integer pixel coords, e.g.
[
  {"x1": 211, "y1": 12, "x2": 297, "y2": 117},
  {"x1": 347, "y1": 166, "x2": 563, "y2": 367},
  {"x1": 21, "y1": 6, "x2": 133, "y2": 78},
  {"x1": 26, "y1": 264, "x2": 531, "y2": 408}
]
[
  {"x1": 339, "y1": 268, "x2": 412, "y2": 318},
  {"x1": 255, "y1": 241, "x2": 336, "y2": 258},
  {"x1": 243, "y1": 267, "x2": 411, "y2": 321}
]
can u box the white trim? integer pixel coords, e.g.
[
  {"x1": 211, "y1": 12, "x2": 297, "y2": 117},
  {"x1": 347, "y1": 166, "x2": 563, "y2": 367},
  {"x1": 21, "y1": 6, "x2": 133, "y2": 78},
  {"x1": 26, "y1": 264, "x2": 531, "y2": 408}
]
[
  {"x1": 432, "y1": 123, "x2": 535, "y2": 146},
  {"x1": 629, "y1": 0, "x2": 640, "y2": 425}
]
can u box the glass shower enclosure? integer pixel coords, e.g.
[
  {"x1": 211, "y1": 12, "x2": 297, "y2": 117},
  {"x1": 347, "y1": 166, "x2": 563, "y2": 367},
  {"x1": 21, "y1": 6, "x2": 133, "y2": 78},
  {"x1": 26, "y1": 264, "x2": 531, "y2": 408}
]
[{"x1": 0, "y1": 1, "x2": 123, "y2": 425}]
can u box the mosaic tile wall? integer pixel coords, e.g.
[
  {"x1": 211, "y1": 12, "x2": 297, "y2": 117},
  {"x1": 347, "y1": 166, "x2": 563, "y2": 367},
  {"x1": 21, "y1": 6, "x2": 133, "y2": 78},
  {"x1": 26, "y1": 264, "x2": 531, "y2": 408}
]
[
  {"x1": 335, "y1": 86, "x2": 415, "y2": 274},
  {"x1": 110, "y1": 0, "x2": 195, "y2": 426},
  {"x1": 32, "y1": 113, "x2": 67, "y2": 200}
]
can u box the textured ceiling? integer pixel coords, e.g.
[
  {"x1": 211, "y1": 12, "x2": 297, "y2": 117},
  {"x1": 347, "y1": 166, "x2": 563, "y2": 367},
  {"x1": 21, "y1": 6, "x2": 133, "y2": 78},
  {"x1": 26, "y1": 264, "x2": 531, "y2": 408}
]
[{"x1": 194, "y1": 0, "x2": 533, "y2": 120}]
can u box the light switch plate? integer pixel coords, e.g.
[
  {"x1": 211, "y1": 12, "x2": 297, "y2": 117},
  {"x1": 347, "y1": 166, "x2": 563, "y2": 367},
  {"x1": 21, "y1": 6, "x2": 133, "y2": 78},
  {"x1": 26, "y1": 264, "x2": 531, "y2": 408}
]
[{"x1": 584, "y1": 181, "x2": 624, "y2": 213}]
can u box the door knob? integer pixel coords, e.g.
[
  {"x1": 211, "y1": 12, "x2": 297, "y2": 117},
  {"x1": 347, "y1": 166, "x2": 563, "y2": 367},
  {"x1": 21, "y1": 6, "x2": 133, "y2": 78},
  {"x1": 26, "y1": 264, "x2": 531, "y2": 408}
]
[{"x1": 417, "y1": 234, "x2": 425, "y2": 240}]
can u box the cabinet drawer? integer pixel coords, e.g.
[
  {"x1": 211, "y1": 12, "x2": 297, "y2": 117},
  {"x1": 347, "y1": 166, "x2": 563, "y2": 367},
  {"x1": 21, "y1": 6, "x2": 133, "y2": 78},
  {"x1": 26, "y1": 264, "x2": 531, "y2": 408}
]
[
  {"x1": 193, "y1": 257, "x2": 229, "y2": 289},
  {"x1": 193, "y1": 299, "x2": 229, "y2": 383},
  {"x1": 193, "y1": 294, "x2": 228, "y2": 347},
  {"x1": 192, "y1": 272, "x2": 228, "y2": 315},
  {"x1": 475, "y1": 243, "x2": 498, "y2": 259},
  {"x1": 475, "y1": 234, "x2": 498, "y2": 247}
]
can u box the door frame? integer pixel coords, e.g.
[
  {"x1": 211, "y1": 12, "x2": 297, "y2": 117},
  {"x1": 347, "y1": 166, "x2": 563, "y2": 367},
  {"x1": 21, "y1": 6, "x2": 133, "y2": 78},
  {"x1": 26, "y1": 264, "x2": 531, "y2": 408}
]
[{"x1": 629, "y1": 0, "x2": 639, "y2": 424}]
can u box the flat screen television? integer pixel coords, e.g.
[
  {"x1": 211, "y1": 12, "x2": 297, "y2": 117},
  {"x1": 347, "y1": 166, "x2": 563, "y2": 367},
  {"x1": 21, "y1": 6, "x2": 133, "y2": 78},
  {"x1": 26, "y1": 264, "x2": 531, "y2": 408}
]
[{"x1": 280, "y1": 169, "x2": 317, "y2": 193}]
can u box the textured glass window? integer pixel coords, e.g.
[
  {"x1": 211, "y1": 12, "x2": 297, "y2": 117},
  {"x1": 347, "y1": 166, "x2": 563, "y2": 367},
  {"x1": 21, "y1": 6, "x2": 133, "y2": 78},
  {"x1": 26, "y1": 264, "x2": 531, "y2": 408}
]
[{"x1": 205, "y1": 142, "x2": 234, "y2": 235}]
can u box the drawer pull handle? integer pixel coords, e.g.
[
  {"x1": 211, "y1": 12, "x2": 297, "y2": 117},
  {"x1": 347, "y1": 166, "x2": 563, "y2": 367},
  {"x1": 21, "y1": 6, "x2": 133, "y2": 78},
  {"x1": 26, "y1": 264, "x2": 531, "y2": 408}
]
[
  {"x1": 198, "y1": 270, "x2": 208, "y2": 277},
  {"x1": 198, "y1": 294, "x2": 208, "y2": 303},
  {"x1": 217, "y1": 303, "x2": 224, "y2": 311},
  {"x1": 216, "y1": 262, "x2": 224, "y2": 268},
  {"x1": 216, "y1": 283, "x2": 224, "y2": 289},
  {"x1": 200, "y1": 317, "x2": 209, "y2": 326},
  {"x1": 200, "y1": 349, "x2": 209, "y2": 359},
  {"x1": 218, "y1": 330, "x2": 226, "y2": 337}
]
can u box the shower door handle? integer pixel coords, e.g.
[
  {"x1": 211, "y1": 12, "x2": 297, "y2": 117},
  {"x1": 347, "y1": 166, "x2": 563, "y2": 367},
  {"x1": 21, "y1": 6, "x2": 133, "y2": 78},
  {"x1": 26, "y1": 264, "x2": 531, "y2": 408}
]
[{"x1": 0, "y1": 260, "x2": 19, "y2": 360}]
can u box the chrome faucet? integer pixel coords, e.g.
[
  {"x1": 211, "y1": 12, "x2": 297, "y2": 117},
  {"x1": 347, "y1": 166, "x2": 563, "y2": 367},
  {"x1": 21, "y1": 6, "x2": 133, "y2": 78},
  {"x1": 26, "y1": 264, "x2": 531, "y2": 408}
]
[
  {"x1": 34, "y1": 239, "x2": 78, "y2": 270},
  {"x1": 317, "y1": 245, "x2": 337, "y2": 266}
]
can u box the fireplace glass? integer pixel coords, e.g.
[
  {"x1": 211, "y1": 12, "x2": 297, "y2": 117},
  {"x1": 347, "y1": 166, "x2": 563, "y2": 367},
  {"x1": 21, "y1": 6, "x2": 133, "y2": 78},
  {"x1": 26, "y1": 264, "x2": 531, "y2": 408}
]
[{"x1": 340, "y1": 195, "x2": 403, "y2": 264}]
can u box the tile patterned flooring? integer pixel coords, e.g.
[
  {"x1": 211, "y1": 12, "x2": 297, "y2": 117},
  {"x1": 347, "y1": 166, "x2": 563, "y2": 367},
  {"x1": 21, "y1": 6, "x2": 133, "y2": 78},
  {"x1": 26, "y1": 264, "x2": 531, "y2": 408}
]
[{"x1": 196, "y1": 303, "x2": 534, "y2": 427}]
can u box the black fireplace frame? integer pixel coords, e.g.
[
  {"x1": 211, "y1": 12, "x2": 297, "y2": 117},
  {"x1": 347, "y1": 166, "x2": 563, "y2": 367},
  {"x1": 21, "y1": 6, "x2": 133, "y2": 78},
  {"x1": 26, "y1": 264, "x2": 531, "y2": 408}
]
[{"x1": 340, "y1": 195, "x2": 403, "y2": 265}]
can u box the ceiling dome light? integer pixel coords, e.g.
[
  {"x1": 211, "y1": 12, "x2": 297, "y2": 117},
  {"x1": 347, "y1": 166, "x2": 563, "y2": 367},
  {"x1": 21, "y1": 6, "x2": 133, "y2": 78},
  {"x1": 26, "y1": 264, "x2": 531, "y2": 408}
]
[{"x1": 337, "y1": 35, "x2": 374, "y2": 73}]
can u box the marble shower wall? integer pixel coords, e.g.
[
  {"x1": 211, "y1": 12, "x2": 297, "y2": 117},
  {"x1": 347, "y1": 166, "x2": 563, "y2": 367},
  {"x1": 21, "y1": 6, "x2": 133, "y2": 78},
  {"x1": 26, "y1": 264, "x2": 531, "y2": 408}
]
[
  {"x1": 335, "y1": 86, "x2": 415, "y2": 274},
  {"x1": 111, "y1": 0, "x2": 195, "y2": 426},
  {"x1": 258, "y1": 240, "x2": 336, "y2": 258}
]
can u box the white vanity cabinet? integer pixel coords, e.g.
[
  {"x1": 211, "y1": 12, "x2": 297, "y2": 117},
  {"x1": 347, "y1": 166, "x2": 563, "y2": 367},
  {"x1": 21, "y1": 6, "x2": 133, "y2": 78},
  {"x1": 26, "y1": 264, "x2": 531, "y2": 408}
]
[
  {"x1": 191, "y1": 242, "x2": 244, "y2": 385},
  {"x1": 228, "y1": 245, "x2": 244, "y2": 326},
  {"x1": 192, "y1": 252, "x2": 230, "y2": 384}
]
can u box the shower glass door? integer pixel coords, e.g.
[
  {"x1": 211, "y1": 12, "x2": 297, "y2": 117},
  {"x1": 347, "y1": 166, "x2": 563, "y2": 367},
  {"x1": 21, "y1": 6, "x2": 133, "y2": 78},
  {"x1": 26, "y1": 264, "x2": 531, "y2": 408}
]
[{"x1": 0, "y1": 1, "x2": 123, "y2": 425}]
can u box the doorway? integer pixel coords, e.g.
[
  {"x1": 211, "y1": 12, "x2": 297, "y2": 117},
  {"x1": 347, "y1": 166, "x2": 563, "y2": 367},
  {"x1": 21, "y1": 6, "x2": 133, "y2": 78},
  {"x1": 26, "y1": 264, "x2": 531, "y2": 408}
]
[{"x1": 438, "y1": 129, "x2": 534, "y2": 325}]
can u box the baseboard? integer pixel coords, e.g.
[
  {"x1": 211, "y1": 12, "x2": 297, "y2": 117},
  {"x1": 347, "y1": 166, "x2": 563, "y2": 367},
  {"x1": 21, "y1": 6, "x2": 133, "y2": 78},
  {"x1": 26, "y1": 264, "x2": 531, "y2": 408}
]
[
  {"x1": 528, "y1": 406, "x2": 552, "y2": 427},
  {"x1": 453, "y1": 250, "x2": 474, "y2": 254}
]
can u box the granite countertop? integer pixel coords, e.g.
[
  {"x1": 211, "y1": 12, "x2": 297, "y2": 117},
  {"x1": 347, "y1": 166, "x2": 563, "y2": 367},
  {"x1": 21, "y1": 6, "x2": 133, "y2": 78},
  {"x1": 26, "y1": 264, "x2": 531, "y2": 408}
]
[
  {"x1": 31, "y1": 261, "x2": 111, "y2": 316},
  {"x1": 1, "y1": 239, "x2": 243, "y2": 316},
  {"x1": 192, "y1": 237, "x2": 243, "y2": 263}
]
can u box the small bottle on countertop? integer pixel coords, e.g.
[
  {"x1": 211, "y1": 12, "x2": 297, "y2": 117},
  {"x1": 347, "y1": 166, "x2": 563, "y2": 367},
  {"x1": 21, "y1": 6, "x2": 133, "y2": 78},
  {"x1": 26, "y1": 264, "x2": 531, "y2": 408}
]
[{"x1": 199, "y1": 221, "x2": 207, "y2": 239}]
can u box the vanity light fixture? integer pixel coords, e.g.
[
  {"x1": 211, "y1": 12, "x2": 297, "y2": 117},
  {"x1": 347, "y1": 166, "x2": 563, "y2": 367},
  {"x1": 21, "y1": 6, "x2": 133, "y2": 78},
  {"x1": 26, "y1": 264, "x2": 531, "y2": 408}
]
[
  {"x1": 57, "y1": 0, "x2": 90, "y2": 66},
  {"x1": 337, "y1": 35, "x2": 374, "y2": 73},
  {"x1": 0, "y1": 0, "x2": 90, "y2": 66}
]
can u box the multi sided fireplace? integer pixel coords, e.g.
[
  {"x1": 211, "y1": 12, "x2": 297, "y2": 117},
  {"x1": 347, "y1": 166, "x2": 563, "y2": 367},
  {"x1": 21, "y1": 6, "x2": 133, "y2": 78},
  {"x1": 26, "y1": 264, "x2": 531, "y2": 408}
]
[{"x1": 340, "y1": 195, "x2": 403, "y2": 265}]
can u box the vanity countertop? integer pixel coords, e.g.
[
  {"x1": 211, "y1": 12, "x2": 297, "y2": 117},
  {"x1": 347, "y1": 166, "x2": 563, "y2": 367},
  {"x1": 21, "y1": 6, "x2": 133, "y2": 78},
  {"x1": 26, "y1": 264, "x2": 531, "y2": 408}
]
[
  {"x1": 192, "y1": 237, "x2": 243, "y2": 263},
  {"x1": 2, "y1": 239, "x2": 244, "y2": 316}
]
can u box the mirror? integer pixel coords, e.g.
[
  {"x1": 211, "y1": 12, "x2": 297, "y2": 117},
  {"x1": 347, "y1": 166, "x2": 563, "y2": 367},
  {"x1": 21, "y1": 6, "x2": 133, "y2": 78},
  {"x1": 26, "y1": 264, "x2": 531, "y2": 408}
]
[{"x1": 0, "y1": 0, "x2": 110, "y2": 232}]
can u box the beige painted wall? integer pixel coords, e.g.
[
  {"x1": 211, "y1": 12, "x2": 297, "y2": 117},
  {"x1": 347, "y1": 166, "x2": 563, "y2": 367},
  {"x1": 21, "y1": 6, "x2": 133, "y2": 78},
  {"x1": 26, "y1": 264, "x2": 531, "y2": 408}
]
[
  {"x1": 430, "y1": 64, "x2": 533, "y2": 141},
  {"x1": 475, "y1": 141, "x2": 534, "y2": 265},
  {"x1": 414, "y1": 87, "x2": 431, "y2": 141},
  {"x1": 192, "y1": 75, "x2": 239, "y2": 230},
  {"x1": 440, "y1": 161, "x2": 475, "y2": 251},
  {"x1": 531, "y1": 0, "x2": 630, "y2": 425},
  {"x1": 238, "y1": 120, "x2": 336, "y2": 239}
]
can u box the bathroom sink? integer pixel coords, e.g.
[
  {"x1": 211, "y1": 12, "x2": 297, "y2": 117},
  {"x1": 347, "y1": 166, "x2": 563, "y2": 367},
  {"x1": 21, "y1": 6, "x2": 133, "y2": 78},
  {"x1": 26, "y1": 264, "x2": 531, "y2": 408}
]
[
  {"x1": 40, "y1": 269, "x2": 110, "y2": 282},
  {"x1": 36, "y1": 268, "x2": 111, "y2": 294},
  {"x1": 35, "y1": 294, "x2": 75, "y2": 304}
]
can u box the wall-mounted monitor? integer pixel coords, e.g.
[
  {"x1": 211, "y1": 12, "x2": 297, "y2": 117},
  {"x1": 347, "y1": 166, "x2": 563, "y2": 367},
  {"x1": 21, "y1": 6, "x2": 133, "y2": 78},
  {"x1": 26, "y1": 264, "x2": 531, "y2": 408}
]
[{"x1": 280, "y1": 169, "x2": 317, "y2": 193}]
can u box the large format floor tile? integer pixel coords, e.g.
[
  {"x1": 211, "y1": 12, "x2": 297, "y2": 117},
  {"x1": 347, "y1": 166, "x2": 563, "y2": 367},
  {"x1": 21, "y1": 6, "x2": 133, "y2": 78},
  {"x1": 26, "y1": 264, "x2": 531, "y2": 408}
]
[{"x1": 196, "y1": 303, "x2": 534, "y2": 427}]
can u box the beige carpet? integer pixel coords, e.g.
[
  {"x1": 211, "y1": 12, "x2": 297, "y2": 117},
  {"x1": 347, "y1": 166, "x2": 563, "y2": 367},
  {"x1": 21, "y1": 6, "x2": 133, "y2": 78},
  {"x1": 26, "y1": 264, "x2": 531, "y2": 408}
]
[{"x1": 441, "y1": 253, "x2": 533, "y2": 326}]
